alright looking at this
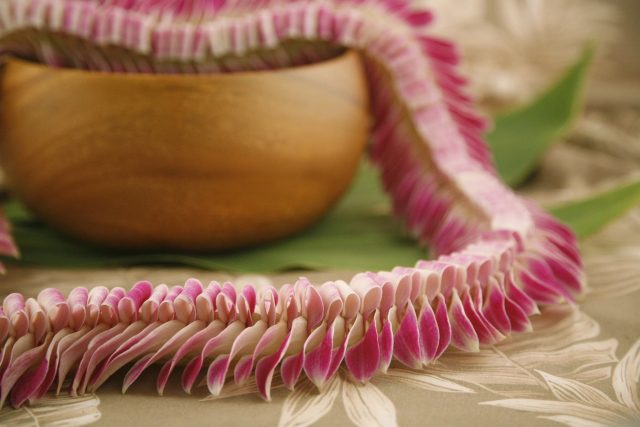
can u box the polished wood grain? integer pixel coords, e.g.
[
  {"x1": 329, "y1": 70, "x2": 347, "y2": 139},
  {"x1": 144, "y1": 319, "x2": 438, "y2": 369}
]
[{"x1": 0, "y1": 50, "x2": 370, "y2": 250}]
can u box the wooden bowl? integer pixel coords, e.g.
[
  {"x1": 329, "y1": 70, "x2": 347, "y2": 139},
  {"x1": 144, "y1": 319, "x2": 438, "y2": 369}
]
[{"x1": 0, "y1": 51, "x2": 369, "y2": 250}]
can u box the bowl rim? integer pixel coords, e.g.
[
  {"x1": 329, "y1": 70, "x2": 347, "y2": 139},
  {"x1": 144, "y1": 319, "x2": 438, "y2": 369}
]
[{"x1": 2, "y1": 48, "x2": 359, "y2": 81}]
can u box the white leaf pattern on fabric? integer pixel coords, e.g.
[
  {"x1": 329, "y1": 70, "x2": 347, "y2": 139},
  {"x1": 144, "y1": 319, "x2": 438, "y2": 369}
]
[
  {"x1": 537, "y1": 371, "x2": 617, "y2": 407},
  {"x1": 612, "y1": 339, "x2": 640, "y2": 414},
  {"x1": 278, "y1": 378, "x2": 341, "y2": 427},
  {"x1": 538, "y1": 415, "x2": 608, "y2": 427},
  {"x1": 585, "y1": 252, "x2": 640, "y2": 299},
  {"x1": 499, "y1": 307, "x2": 600, "y2": 352},
  {"x1": 0, "y1": 393, "x2": 101, "y2": 427},
  {"x1": 375, "y1": 368, "x2": 475, "y2": 394},
  {"x1": 424, "y1": 0, "x2": 618, "y2": 106},
  {"x1": 342, "y1": 379, "x2": 398, "y2": 427},
  {"x1": 200, "y1": 376, "x2": 283, "y2": 401},
  {"x1": 584, "y1": 210, "x2": 640, "y2": 300},
  {"x1": 428, "y1": 307, "x2": 617, "y2": 398},
  {"x1": 480, "y1": 399, "x2": 630, "y2": 425},
  {"x1": 478, "y1": 339, "x2": 640, "y2": 426},
  {"x1": 262, "y1": 304, "x2": 631, "y2": 427}
]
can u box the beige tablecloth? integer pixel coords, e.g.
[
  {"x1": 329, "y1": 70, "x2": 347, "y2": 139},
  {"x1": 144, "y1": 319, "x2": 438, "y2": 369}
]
[
  {"x1": 0, "y1": 134, "x2": 639, "y2": 426},
  {"x1": 1, "y1": 0, "x2": 639, "y2": 423}
]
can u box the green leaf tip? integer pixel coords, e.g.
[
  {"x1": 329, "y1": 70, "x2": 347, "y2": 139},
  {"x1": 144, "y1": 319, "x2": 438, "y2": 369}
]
[
  {"x1": 488, "y1": 45, "x2": 596, "y2": 187},
  {"x1": 550, "y1": 178, "x2": 640, "y2": 239}
]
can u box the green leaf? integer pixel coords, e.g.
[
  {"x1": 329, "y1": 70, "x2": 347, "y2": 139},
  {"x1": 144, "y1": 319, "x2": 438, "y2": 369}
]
[
  {"x1": 488, "y1": 46, "x2": 595, "y2": 187},
  {"x1": 549, "y1": 179, "x2": 640, "y2": 239},
  {"x1": 1, "y1": 161, "x2": 426, "y2": 272}
]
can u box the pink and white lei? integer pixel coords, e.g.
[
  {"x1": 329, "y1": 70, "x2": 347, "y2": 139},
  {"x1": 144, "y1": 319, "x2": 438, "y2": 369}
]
[{"x1": 0, "y1": 0, "x2": 584, "y2": 408}]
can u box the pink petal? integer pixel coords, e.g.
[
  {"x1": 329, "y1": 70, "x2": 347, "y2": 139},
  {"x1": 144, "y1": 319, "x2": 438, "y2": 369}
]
[
  {"x1": 255, "y1": 331, "x2": 292, "y2": 401},
  {"x1": 123, "y1": 320, "x2": 205, "y2": 393},
  {"x1": 392, "y1": 303, "x2": 421, "y2": 368},
  {"x1": 205, "y1": 354, "x2": 231, "y2": 396},
  {"x1": 215, "y1": 291, "x2": 236, "y2": 324},
  {"x1": 25, "y1": 298, "x2": 48, "y2": 344},
  {"x1": 303, "y1": 323, "x2": 332, "y2": 388},
  {"x1": 31, "y1": 328, "x2": 74, "y2": 401},
  {"x1": 420, "y1": 35, "x2": 461, "y2": 65},
  {"x1": 325, "y1": 318, "x2": 349, "y2": 382},
  {"x1": 350, "y1": 273, "x2": 382, "y2": 318},
  {"x1": 56, "y1": 325, "x2": 108, "y2": 394},
  {"x1": 433, "y1": 294, "x2": 452, "y2": 359},
  {"x1": 236, "y1": 294, "x2": 252, "y2": 326},
  {"x1": 528, "y1": 256, "x2": 575, "y2": 303},
  {"x1": 404, "y1": 10, "x2": 433, "y2": 27},
  {"x1": 158, "y1": 286, "x2": 183, "y2": 322},
  {"x1": 174, "y1": 279, "x2": 203, "y2": 324},
  {"x1": 221, "y1": 282, "x2": 236, "y2": 302},
  {"x1": 232, "y1": 354, "x2": 255, "y2": 386},
  {"x1": 482, "y1": 280, "x2": 512, "y2": 335},
  {"x1": 233, "y1": 321, "x2": 287, "y2": 387},
  {"x1": 281, "y1": 351, "x2": 304, "y2": 390},
  {"x1": 242, "y1": 285, "x2": 257, "y2": 315},
  {"x1": 345, "y1": 318, "x2": 380, "y2": 383},
  {"x1": 302, "y1": 285, "x2": 324, "y2": 332},
  {"x1": 461, "y1": 288, "x2": 504, "y2": 345},
  {"x1": 195, "y1": 283, "x2": 220, "y2": 323},
  {"x1": 334, "y1": 281, "x2": 360, "y2": 321},
  {"x1": 378, "y1": 315, "x2": 394, "y2": 372},
  {"x1": 0, "y1": 309, "x2": 8, "y2": 343},
  {"x1": 518, "y1": 267, "x2": 564, "y2": 305},
  {"x1": 318, "y1": 283, "x2": 343, "y2": 325},
  {"x1": 90, "y1": 320, "x2": 184, "y2": 391},
  {"x1": 180, "y1": 320, "x2": 244, "y2": 394},
  {"x1": 155, "y1": 320, "x2": 224, "y2": 395},
  {"x1": 140, "y1": 284, "x2": 168, "y2": 323},
  {"x1": 259, "y1": 286, "x2": 278, "y2": 326},
  {"x1": 0, "y1": 333, "x2": 50, "y2": 408},
  {"x1": 417, "y1": 297, "x2": 439, "y2": 363},
  {"x1": 118, "y1": 281, "x2": 154, "y2": 324},
  {"x1": 9, "y1": 332, "x2": 53, "y2": 407},
  {"x1": 0, "y1": 337, "x2": 16, "y2": 378},
  {"x1": 448, "y1": 289, "x2": 479, "y2": 352},
  {"x1": 505, "y1": 273, "x2": 538, "y2": 316},
  {"x1": 3, "y1": 293, "x2": 24, "y2": 317},
  {"x1": 99, "y1": 287, "x2": 126, "y2": 326},
  {"x1": 67, "y1": 287, "x2": 88, "y2": 330},
  {"x1": 71, "y1": 323, "x2": 130, "y2": 396},
  {"x1": 4, "y1": 294, "x2": 28, "y2": 338},
  {"x1": 87, "y1": 286, "x2": 109, "y2": 327},
  {"x1": 504, "y1": 294, "x2": 533, "y2": 333}
]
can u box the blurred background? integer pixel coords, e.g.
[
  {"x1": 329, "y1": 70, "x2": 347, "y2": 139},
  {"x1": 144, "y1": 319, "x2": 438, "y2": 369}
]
[
  {"x1": 424, "y1": 0, "x2": 639, "y2": 109},
  {"x1": 424, "y1": 0, "x2": 640, "y2": 203},
  {"x1": 0, "y1": 3, "x2": 638, "y2": 425}
]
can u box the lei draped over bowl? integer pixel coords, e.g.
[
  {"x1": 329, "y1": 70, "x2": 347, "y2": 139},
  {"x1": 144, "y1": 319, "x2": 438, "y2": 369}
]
[{"x1": 0, "y1": 0, "x2": 584, "y2": 408}]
